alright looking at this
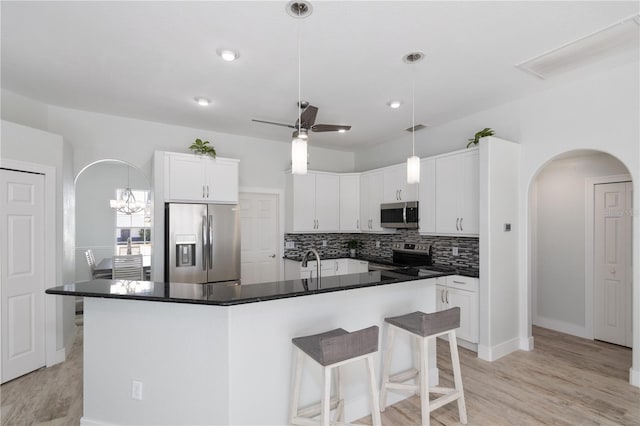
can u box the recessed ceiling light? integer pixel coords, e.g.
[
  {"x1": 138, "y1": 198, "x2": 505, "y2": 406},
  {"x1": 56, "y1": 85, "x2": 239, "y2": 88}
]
[
  {"x1": 387, "y1": 100, "x2": 403, "y2": 109},
  {"x1": 194, "y1": 97, "x2": 210, "y2": 106},
  {"x1": 216, "y1": 48, "x2": 239, "y2": 62},
  {"x1": 338, "y1": 129, "x2": 347, "y2": 133}
]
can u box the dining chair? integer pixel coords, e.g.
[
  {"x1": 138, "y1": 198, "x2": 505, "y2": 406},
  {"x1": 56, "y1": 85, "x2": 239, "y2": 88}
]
[
  {"x1": 86, "y1": 249, "x2": 112, "y2": 279},
  {"x1": 112, "y1": 254, "x2": 144, "y2": 280}
]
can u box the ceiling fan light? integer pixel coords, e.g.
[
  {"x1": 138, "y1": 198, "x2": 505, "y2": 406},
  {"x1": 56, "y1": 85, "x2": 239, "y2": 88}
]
[
  {"x1": 406, "y1": 156, "x2": 420, "y2": 184},
  {"x1": 338, "y1": 129, "x2": 346, "y2": 133},
  {"x1": 298, "y1": 128, "x2": 309, "y2": 139},
  {"x1": 195, "y1": 97, "x2": 210, "y2": 106},
  {"x1": 217, "y1": 48, "x2": 239, "y2": 62},
  {"x1": 291, "y1": 137, "x2": 308, "y2": 175},
  {"x1": 387, "y1": 100, "x2": 403, "y2": 109}
]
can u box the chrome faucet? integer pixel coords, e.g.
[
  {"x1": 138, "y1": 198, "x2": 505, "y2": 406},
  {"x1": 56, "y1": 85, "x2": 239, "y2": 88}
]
[{"x1": 301, "y1": 248, "x2": 321, "y2": 284}]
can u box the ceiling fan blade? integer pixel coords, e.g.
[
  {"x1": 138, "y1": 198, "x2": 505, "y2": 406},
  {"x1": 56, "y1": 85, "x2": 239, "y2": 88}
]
[
  {"x1": 311, "y1": 124, "x2": 352, "y2": 132},
  {"x1": 252, "y1": 119, "x2": 295, "y2": 129},
  {"x1": 299, "y1": 105, "x2": 318, "y2": 128}
]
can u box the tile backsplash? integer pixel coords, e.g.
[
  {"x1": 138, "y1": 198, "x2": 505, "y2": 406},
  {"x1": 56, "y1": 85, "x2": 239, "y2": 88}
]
[{"x1": 284, "y1": 230, "x2": 479, "y2": 270}]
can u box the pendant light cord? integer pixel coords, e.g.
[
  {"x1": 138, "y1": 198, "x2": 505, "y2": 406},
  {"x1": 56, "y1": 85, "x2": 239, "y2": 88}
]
[
  {"x1": 297, "y1": 8, "x2": 301, "y2": 134},
  {"x1": 412, "y1": 60, "x2": 416, "y2": 157}
]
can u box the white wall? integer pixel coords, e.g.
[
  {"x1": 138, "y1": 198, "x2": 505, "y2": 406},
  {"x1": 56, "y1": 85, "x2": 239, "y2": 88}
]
[
  {"x1": 0, "y1": 120, "x2": 76, "y2": 363},
  {"x1": 533, "y1": 153, "x2": 629, "y2": 337}
]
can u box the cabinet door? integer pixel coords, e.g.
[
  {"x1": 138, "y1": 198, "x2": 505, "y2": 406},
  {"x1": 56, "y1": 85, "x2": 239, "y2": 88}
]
[
  {"x1": 359, "y1": 173, "x2": 371, "y2": 230},
  {"x1": 166, "y1": 154, "x2": 206, "y2": 201},
  {"x1": 436, "y1": 284, "x2": 448, "y2": 312},
  {"x1": 292, "y1": 174, "x2": 316, "y2": 232},
  {"x1": 315, "y1": 174, "x2": 340, "y2": 231},
  {"x1": 339, "y1": 175, "x2": 360, "y2": 231},
  {"x1": 446, "y1": 287, "x2": 479, "y2": 343},
  {"x1": 383, "y1": 166, "x2": 404, "y2": 203},
  {"x1": 284, "y1": 260, "x2": 301, "y2": 280},
  {"x1": 418, "y1": 158, "x2": 436, "y2": 233},
  {"x1": 435, "y1": 154, "x2": 459, "y2": 234},
  {"x1": 347, "y1": 259, "x2": 368, "y2": 274},
  {"x1": 458, "y1": 150, "x2": 479, "y2": 235},
  {"x1": 205, "y1": 159, "x2": 239, "y2": 203},
  {"x1": 368, "y1": 171, "x2": 385, "y2": 232}
]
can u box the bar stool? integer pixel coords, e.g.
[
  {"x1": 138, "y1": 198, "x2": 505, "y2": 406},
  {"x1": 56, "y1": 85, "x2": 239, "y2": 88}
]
[
  {"x1": 379, "y1": 307, "x2": 467, "y2": 426},
  {"x1": 289, "y1": 326, "x2": 382, "y2": 426}
]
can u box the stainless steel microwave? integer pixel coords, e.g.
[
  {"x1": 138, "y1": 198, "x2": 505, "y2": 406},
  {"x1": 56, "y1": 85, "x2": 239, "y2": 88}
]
[{"x1": 380, "y1": 201, "x2": 419, "y2": 229}]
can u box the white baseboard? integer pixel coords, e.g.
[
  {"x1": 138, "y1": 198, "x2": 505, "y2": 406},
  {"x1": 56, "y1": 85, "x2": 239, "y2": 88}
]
[
  {"x1": 520, "y1": 335, "x2": 534, "y2": 351},
  {"x1": 80, "y1": 418, "x2": 115, "y2": 426},
  {"x1": 630, "y1": 367, "x2": 640, "y2": 388},
  {"x1": 533, "y1": 316, "x2": 591, "y2": 339},
  {"x1": 46, "y1": 347, "x2": 66, "y2": 367},
  {"x1": 477, "y1": 337, "x2": 520, "y2": 362}
]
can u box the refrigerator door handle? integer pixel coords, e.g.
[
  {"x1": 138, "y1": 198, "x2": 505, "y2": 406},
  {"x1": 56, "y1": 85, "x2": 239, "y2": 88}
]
[
  {"x1": 202, "y1": 216, "x2": 207, "y2": 270},
  {"x1": 208, "y1": 215, "x2": 214, "y2": 270}
]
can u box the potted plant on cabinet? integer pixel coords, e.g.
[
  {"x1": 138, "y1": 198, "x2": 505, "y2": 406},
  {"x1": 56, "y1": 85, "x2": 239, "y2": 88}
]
[
  {"x1": 466, "y1": 128, "x2": 495, "y2": 148},
  {"x1": 346, "y1": 239, "x2": 361, "y2": 258},
  {"x1": 189, "y1": 138, "x2": 217, "y2": 158}
]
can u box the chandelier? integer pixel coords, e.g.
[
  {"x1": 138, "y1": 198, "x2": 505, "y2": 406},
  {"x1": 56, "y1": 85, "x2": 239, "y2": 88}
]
[{"x1": 109, "y1": 167, "x2": 145, "y2": 214}]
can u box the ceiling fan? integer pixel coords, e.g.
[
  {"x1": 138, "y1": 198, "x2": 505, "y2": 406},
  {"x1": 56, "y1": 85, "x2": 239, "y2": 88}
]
[{"x1": 252, "y1": 101, "x2": 351, "y2": 139}]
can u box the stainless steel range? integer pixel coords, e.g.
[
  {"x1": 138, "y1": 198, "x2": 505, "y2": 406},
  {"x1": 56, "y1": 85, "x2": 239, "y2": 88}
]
[{"x1": 391, "y1": 242, "x2": 433, "y2": 267}]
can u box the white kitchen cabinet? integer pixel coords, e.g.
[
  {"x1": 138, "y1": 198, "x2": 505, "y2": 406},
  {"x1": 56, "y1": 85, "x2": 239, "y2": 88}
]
[
  {"x1": 287, "y1": 172, "x2": 340, "y2": 232},
  {"x1": 300, "y1": 260, "x2": 337, "y2": 279},
  {"x1": 347, "y1": 259, "x2": 369, "y2": 274},
  {"x1": 164, "y1": 152, "x2": 239, "y2": 203},
  {"x1": 418, "y1": 158, "x2": 436, "y2": 233},
  {"x1": 383, "y1": 164, "x2": 418, "y2": 203},
  {"x1": 339, "y1": 175, "x2": 360, "y2": 231},
  {"x1": 298, "y1": 258, "x2": 368, "y2": 279},
  {"x1": 436, "y1": 275, "x2": 479, "y2": 345},
  {"x1": 284, "y1": 259, "x2": 302, "y2": 280},
  {"x1": 435, "y1": 149, "x2": 479, "y2": 235},
  {"x1": 359, "y1": 171, "x2": 384, "y2": 232}
]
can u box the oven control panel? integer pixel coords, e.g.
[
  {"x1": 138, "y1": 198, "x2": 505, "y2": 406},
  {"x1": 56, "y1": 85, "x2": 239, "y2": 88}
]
[{"x1": 391, "y1": 242, "x2": 431, "y2": 253}]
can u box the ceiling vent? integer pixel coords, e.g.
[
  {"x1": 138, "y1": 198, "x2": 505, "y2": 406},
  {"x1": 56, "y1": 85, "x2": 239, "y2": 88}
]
[
  {"x1": 515, "y1": 13, "x2": 640, "y2": 79},
  {"x1": 405, "y1": 124, "x2": 428, "y2": 132}
]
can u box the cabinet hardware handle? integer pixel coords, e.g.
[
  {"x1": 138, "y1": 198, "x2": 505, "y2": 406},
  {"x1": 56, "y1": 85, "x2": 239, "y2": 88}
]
[
  {"x1": 357, "y1": 219, "x2": 359, "y2": 229},
  {"x1": 446, "y1": 289, "x2": 449, "y2": 304},
  {"x1": 441, "y1": 289, "x2": 445, "y2": 303},
  {"x1": 202, "y1": 185, "x2": 206, "y2": 198},
  {"x1": 269, "y1": 254, "x2": 276, "y2": 258},
  {"x1": 456, "y1": 218, "x2": 460, "y2": 231},
  {"x1": 399, "y1": 189, "x2": 402, "y2": 200},
  {"x1": 460, "y1": 217, "x2": 463, "y2": 231},
  {"x1": 452, "y1": 280, "x2": 465, "y2": 285},
  {"x1": 207, "y1": 185, "x2": 210, "y2": 198}
]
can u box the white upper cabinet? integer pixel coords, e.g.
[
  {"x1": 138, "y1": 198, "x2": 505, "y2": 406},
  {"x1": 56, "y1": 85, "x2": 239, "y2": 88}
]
[
  {"x1": 164, "y1": 152, "x2": 239, "y2": 204},
  {"x1": 435, "y1": 149, "x2": 479, "y2": 235},
  {"x1": 383, "y1": 164, "x2": 418, "y2": 203},
  {"x1": 287, "y1": 172, "x2": 339, "y2": 232},
  {"x1": 339, "y1": 175, "x2": 360, "y2": 231},
  {"x1": 418, "y1": 158, "x2": 436, "y2": 233},
  {"x1": 359, "y1": 171, "x2": 385, "y2": 232}
]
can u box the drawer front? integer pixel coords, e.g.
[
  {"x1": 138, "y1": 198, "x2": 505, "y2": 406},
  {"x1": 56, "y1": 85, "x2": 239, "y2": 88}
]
[{"x1": 446, "y1": 275, "x2": 479, "y2": 292}]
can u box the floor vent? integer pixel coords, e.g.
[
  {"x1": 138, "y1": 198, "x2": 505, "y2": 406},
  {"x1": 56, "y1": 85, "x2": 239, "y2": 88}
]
[
  {"x1": 515, "y1": 13, "x2": 640, "y2": 79},
  {"x1": 405, "y1": 124, "x2": 428, "y2": 132}
]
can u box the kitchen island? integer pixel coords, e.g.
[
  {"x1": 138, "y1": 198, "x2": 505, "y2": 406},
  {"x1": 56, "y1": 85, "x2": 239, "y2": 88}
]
[{"x1": 47, "y1": 272, "x2": 438, "y2": 425}]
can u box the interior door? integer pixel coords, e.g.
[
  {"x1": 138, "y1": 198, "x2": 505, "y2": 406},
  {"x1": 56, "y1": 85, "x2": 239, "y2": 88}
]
[
  {"x1": 594, "y1": 181, "x2": 632, "y2": 347},
  {"x1": 240, "y1": 193, "x2": 279, "y2": 285},
  {"x1": 1, "y1": 169, "x2": 46, "y2": 383}
]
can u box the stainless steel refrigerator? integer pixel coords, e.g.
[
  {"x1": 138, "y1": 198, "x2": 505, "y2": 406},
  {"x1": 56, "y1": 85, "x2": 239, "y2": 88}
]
[{"x1": 165, "y1": 203, "x2": 240, "y2": 284}]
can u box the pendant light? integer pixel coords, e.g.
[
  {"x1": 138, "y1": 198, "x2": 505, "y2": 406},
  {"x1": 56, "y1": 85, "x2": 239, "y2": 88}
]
[
  {"x1": 404, "y1": 52, "x2": 424, "y2": 184},
  {"x1": 288, "y1": 1, "x2": 312, "y2": 175},
  {"x1": 109, "y1": 166, "x2": 145, "y2": 215}
]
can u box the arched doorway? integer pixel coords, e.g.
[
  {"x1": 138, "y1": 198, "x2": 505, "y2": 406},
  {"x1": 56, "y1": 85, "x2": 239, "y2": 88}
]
[
  {"x1": 526, "y1": 149, "x2": 635, "y2": 381},
  {"x1": 74, "y1": 160, "x2": 152, "y2": 284}
]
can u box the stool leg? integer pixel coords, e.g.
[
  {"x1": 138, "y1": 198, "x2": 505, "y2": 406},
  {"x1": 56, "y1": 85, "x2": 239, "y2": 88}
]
[
  {"x1": 335, "y1": 365, "x2": 344, "y2": 422},
  {"x1": 366, "y1": 355, "x2": 382, "y2": 426},
  {"x1": 448, "y1": 331, "x2": 468, "y2": 424},
  {"x1": 419, "y1": 337, "x2": 430, "y2": 426},
  {"x1": 413, "y1": 335, "x2": 422, "y2": 396},
  {"x1": 379, "y1": 324, "x2": 395, "y2": 411},
  {"x1": 321, "y1": 365, "x2": 332, "y2": 426},
  {"x1": 289, "y1": 347, "x2": 304, "y2": 424}
]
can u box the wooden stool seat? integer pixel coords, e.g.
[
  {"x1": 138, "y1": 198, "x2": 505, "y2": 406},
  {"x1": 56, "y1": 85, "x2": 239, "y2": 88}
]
[
  {"x1": 380, "y1": 307, "x2": 467, "y2": 426},
  {"x1": 289, "y1": 326, "x2": 382, "y2": 426}
]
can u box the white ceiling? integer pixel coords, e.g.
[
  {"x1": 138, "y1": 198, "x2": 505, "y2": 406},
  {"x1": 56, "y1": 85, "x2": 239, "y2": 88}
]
[{"x1": 2, "y1": 1, "x2": 638, "y2": 151}]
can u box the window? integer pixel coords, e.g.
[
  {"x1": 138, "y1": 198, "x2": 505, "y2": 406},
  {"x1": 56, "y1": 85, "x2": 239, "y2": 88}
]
[{"x1": 114, "y1": 189, "x2": 151, "y2": 259}]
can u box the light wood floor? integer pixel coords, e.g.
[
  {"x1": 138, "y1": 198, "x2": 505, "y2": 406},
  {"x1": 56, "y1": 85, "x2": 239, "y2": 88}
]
[{"x1": 1, "y1": 324, "x2": 638, "y2": 425}]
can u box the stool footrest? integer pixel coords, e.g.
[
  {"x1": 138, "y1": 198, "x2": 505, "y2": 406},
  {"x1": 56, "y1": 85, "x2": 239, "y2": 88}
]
[
  {"x1": 428, "y1": 389, "x2": 463, "y2": 412},
  {"x1": 294, "y1": 397, "x2": 341, "y2": 419},
  {"x1": 389, "y1": 368, "x2": 419, "y2": 384}
]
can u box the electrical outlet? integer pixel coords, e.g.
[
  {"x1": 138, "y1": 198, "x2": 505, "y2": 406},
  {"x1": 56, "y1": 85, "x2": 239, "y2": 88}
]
[
  {"x1": 375, "y1": 241, "x2": 381, "y2": 248},
  {"x1": 285, "y1": 241, "x2": 295, "y2": 249},
  {"x1": 322, "y1": 240, "x2": 327, "y2": 247},
  {"x1": 132, "y1": 380, "x2": 143, "y2": 400},
  {"x1": 452, "y1": 247, "x2": 459, "y2": 256}
]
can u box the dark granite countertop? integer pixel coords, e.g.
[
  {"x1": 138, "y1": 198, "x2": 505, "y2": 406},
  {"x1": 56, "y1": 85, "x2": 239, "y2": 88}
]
[
  {"x1": 46, "y1": 269, "x2": 445, "y2": 306},
  {"x1": 283, "y1": 255, "x2": 479, "y2": 278}
]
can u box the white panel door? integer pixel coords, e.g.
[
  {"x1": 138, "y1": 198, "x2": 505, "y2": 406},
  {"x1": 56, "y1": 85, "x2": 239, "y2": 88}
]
[
  {"x1": 594, "y1": 182, "x2": 632, "y2": 347},
  {"x1": 239, "y1": 193, "x2": 279, "y2": 285},
  {"x1": 446, "y1": 287, "x2": 479, "y2": 344},
  {"x1": 1, "y1": 169, "x2": 46, "y2": 383}
]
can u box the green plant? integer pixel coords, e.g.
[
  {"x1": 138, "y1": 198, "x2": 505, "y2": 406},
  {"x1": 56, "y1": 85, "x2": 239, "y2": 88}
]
[
  {"x1": 189, "y1": 138, "x2": 217, "y2": 158},
  {"x1": 346, "y1": 239, "x2": 361, "y2": 250},
  {"x1": 466, "y1": 127, "x2": 495, "y2": 148}
]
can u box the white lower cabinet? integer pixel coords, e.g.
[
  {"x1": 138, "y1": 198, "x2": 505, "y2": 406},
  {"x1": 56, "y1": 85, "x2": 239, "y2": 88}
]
[
  {"x1": 299, "y1": 258, "x2": 368, "y2": 279},
  {"x1": 436, "y1": 275, "x2": 479, "y2": 345}
]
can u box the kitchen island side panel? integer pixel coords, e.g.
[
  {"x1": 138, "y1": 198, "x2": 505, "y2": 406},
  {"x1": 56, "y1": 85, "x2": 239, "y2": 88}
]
[{"x1": 81, "y1": 279, "x2": 436, "y2": 425}]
